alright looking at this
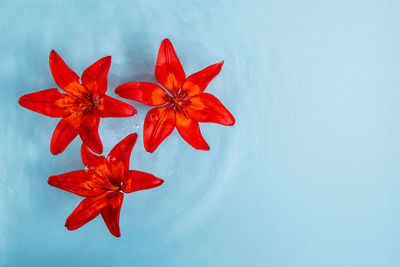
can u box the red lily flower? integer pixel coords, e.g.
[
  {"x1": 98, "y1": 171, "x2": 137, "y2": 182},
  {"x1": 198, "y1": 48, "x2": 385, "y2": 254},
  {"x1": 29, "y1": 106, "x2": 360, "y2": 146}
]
[
  {"x1": 48, "y1": 133, "x2": 163, "y2": 237},
  {"x1": 18, "y1": 50, "x2": 137, "y2": 155},
  {"x1": 115, "y1": 39, "x2": 235, "y2": 153}
]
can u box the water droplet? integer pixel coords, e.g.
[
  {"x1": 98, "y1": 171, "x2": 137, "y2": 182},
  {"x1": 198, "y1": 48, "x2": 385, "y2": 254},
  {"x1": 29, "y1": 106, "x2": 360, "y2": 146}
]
[{"x1": 133, "y1": 124, "x2": 140, "y2": 132}]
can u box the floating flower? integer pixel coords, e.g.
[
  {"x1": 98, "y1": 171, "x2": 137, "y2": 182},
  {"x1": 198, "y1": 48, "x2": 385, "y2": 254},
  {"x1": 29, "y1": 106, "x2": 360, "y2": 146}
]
[
  {"x1": 19, "y1": 50, "x2": 136, "y2": 155},
  {"x1": 48, "y1": 133, "x2": 163, "y2": 237},
  {"x1": 115, "y1": 39, "x2": 235, "y2": 153}
]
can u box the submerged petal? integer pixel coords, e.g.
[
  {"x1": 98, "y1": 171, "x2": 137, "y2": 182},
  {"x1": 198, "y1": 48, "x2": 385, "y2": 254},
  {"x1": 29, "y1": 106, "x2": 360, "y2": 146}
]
[
  {"x1": 101, "y1": 192, "x2": 124, "y2": 237},
  {"x1": 182, "y1": 61, "x2": 224, "y2": 97},
  {"x1": 81, "y1": 145, "x2": 113, "y2": 179},
  {"x1": 81, "y1": 145, "x2": 107, "y2": 169},
  {"x1": 143, "y1": 105, "x2": 176, "y2": 153},
  {"x1": 175, "y1": 111, "x2": 209, "y2": 151},
  {"x1": 98, "y1": 95, "x2": 136, "y2": 118},
  {"x1": 81, "y1": 56, "x2": 111, "y2": 98},
  {"x1": 115, "y1": 82, "x2": 168, "y2": 106},
  {"x1": 122, "y1": 170, "x2": 164, "y2": 194},
  {"x1": 79, "y1": 115, "x2": 103, "y2": 154},
  {"x1": 155, "y1": 39, "x2": 186, "y2": 94},
  {"x1": 186, "y1": 93, "x2": 235, "y2": 126},
  {"x1": 18, "y1": 89, "x2": 67, "y2": 117}
]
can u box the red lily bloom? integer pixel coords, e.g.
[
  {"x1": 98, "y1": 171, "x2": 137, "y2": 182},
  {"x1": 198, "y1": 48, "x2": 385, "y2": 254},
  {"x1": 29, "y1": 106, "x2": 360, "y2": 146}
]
[
  {"x1": 48, "y1": 133, "x2": 163, "y2": 237},
  {"x1": 115, "y1": 39, "x2": 235, "y2": 153},
  {"x1": 18, "y1": 50, "x2": 136, "y2": 155}
]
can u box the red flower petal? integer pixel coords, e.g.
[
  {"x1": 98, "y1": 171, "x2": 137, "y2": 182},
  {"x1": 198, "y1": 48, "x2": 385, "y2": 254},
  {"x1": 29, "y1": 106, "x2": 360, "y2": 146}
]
[
  {"x1": 182, "y1": 61, "x2": 224, "y2": 97},
  {"x1": 81, "y1": 145, "x2": 114, "y2": 180},
  {"x1": 49, "y1": 50, "x2": 86, "y2": 95},
  {"x1": 186, "y1": 93, "x2": 235, "y2": 126},
  {"x1": 143, "y1": 106, "x2": 176, "y2": 153},
  {"x1": 115, "y1": 82, "x2": 169, "y2": 106},
  {"x1": 155, "y1": 39, "x2": 186, "y2": 94},
  {"x1": 107, "y1": 133, "x2": 138, "y2": 179},
  {"x1": 79, "y1": 115, "x2": 103, "y2": 154},
  {"x1": 50, "y1": 114, "x2": 81, "y2": 155},
  {"x1": 101, "y1": 192, "x2": 124, "y2": 237},
  {"x1": 175, "y1": 111, "x2": 209, "y2": 150},
  {"x1": 81, "y1": 56, "x2": 111, "y2": 98},
  {"x1": 18, "y1": 89, "x2": 67, "y2": 117},
  {"x1": 98, "y1": 95, "x2": 137, "y2": 118},
  {"x1": 48, "y1": 170, "x2": 107, "y2": 197},
  {"x1": 122, "y1": 170, "x2": 164, "y2": 194},
  {"x1": 65, "y1": 192, "x2": 113, "y2": 231},
  {"x1": 81, "y1": 145, "x2": 107, "y2": 169}
]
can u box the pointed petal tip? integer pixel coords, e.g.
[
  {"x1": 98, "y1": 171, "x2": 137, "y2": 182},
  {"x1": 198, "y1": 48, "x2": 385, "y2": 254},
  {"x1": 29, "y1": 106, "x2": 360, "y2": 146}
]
[
  {"x1": 112, "y1": 233, "x2": 121, "y2": 238},
  {"x1": 212, "y1": 61, "x2": 224, "y2": 75},
  {"x1": 17, "y1": 94, "x2": 37, "y2": 110},
  {"x1": 225, "y1": 109, "x2": 236, "y2": 126},
  {"x1": 47, "y1": 175, "x2": 60, "y2": 186},
  {"x1": 128, "y1": 133, "x2": 139, "y2": 146},
  {"x1": 50, "y1": 146, "x2": 62, "y2": 156},
  {"x1": 100, "y1": 55, "x2": 112, "y2": 66},
  {"x1": 17, "y1": 96, "x2": 28, "y2": 109},
  {"x1": 124, "y1": 133, "x2": 138, "y2": 143},
  {"x1": 98, "y1": 55, "x2": 111, "y2": 67},
  {"x1": 65, "y1": 222, "x2": 76, "y2": 231},
  {"x1": 65, "y1": 222, "x2": 78, "y2": 231},
  {"x1": 144, "y1": 144, "x2": 156, "y2": 153},
  {"x1": 114, "y1": 83, "x2": 135, "y2": 95},
  {"x1": 128, "y1": 106, "x2": 137, "y2": 116},
  {"x1": 156, "y1": 177, "x2": 164, "y2": 186},
  {"x1": 129, "y1": 133, "x2": 138, "y2": 139},
  {"x1": 64, "y1": 221, "x2": 71, "y2": 229},
  {"x1": 51, "y1": 132, "x2": 73, "y2": 155},
  {"x1": 223, "y1": 112, "x2": 236, "y2": 126},
  {"x1": 228, "y1": 116, "x2": 235, "y2": 126},
  {"x1": 144, "y1": 138, "x2": 160, "y2": 153},
  {"x1": 109, "y1": 229, "x2": 121, "y2": 237},
  {"x1": 114, "y1": 86, "x2": 122, "y2": 95},
  {"x1": 47, "y1": 176, "x2": 54, "y2": 186},
  {"x1": 49, "y1": 49, "x2": 58, "y2": 59},
  {"x1": 200, "y1": 144, "x2": 210, "y2": 151}
]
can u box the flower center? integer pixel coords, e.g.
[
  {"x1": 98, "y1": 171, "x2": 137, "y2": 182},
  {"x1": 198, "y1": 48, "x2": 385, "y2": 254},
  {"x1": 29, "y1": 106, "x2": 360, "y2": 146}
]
[
  {"x1": 165, "y1": 89, "x2": 190, "y2": 112},
  {"x1": 80, "y1": 93, "x2": 99, "y2": 113},
  {"x1": 109, "y1": 177, "x2": 123, "y2": 192},
  {"x1": 61, "y1": 93, "x2": 99, "y2": 115}
]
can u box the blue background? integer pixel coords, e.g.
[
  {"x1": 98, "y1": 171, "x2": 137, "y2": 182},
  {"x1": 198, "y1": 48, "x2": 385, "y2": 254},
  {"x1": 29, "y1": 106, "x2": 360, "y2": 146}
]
[{"x1": 1, "y1": 0, "x2": 399, "y2": 266}]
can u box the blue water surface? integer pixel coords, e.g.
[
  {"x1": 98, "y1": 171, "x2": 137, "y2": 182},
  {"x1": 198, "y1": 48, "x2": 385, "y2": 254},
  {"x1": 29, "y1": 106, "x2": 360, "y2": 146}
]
[{"x1": 1, "y1": 0, "x2": 400, "y2": 266}]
